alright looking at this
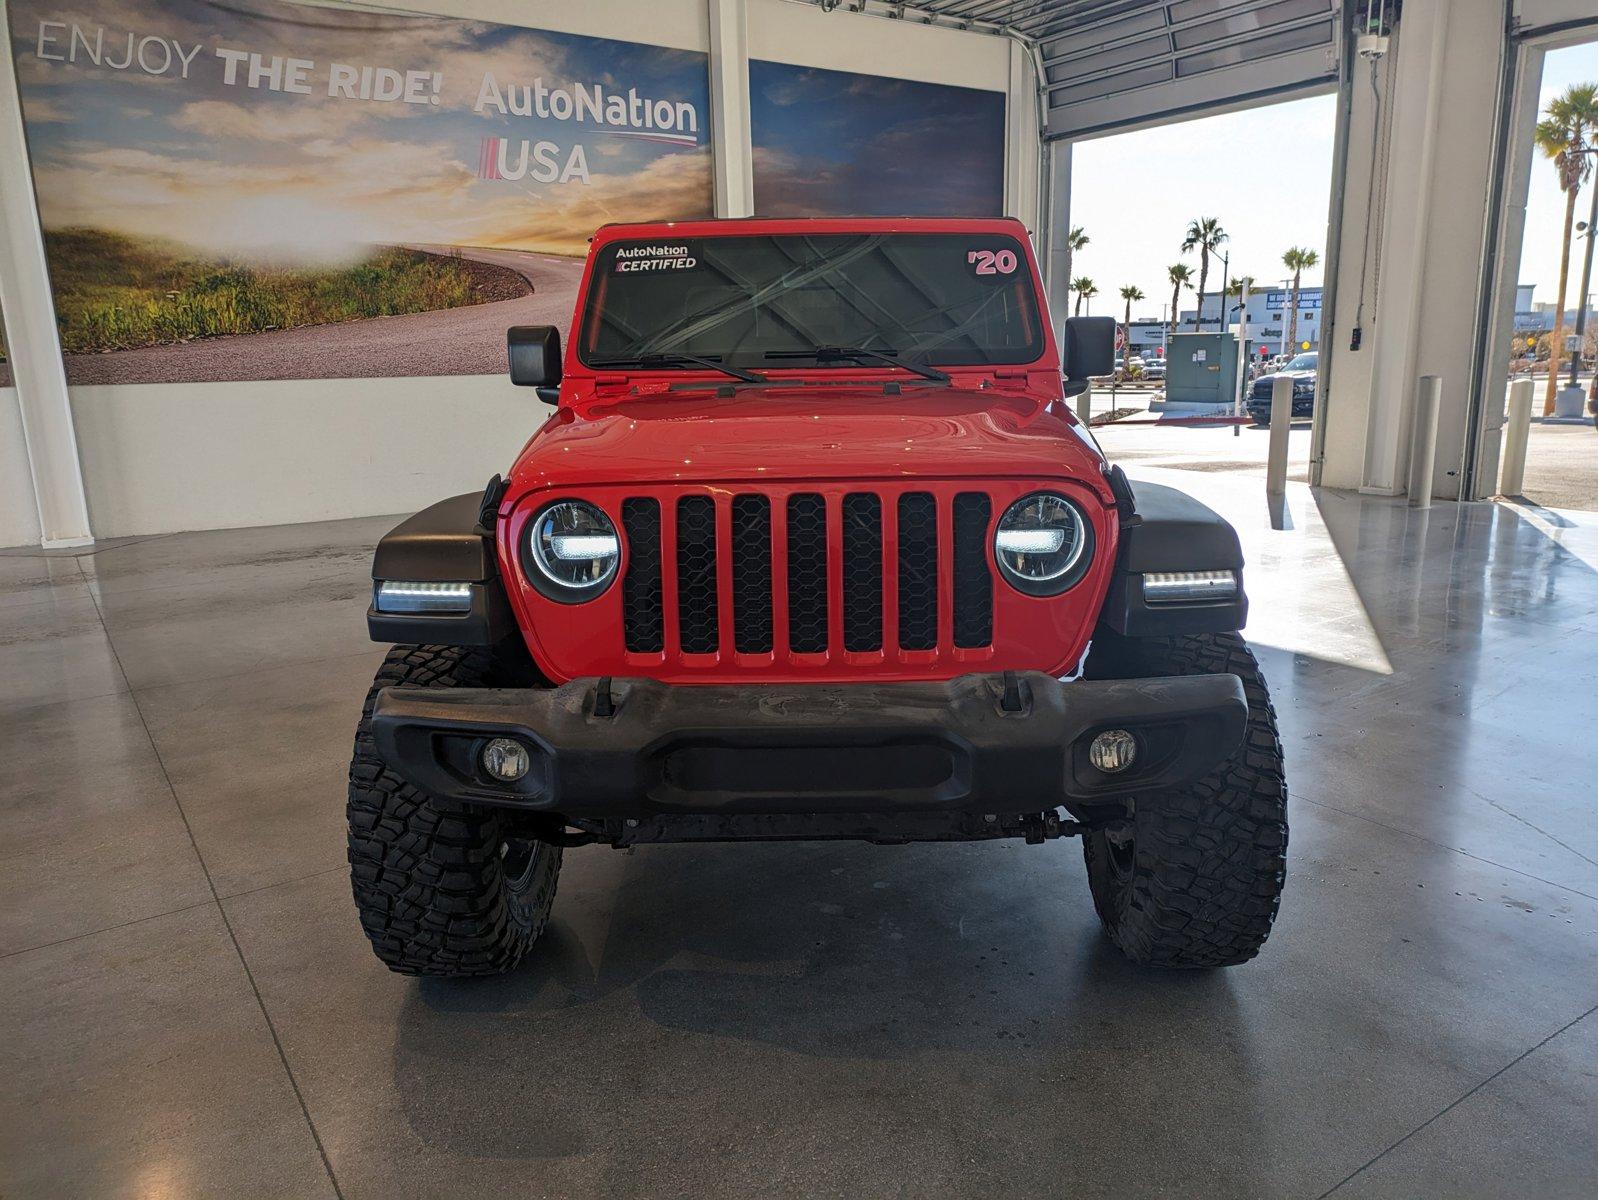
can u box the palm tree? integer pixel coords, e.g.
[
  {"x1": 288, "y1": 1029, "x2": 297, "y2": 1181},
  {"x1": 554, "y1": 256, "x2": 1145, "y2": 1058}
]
[
  {"x1": 1535, "y1": 84, "x2": 1598, "y2": 414},
  {"x1": 1065, "y1": 227, "x2": 1090, "y2": 312},
  {"x1": 1282, "y1": 246, "x2": 1320, "y2": 353},
  {"x1": 1119, "y1": 285, "x2": 1145, "y2": 371},
  {"x1": 1181, "y1": 217, "x2": 1228, "y2": 330},
  {"x1": 1073, "y1": 277, "x2": 1097, "y2": 316},
  {"x1": 1166, "y1": 263, "x2": 1193, "y2": 333}
]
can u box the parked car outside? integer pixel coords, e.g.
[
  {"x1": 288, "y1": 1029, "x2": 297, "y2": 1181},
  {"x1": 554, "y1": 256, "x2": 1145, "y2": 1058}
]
[{"x1": 1247, "y1": 351, "x2": 1318, "y2": 423}]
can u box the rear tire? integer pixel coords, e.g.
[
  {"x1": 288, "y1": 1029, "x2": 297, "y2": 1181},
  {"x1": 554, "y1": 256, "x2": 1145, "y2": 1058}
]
[
  {"x1": 1080, "y1": 631, "x2": 1287, "y2": 968},
  {"x1": 347, "y1": 644, "x2": 561, "y2": 977}
]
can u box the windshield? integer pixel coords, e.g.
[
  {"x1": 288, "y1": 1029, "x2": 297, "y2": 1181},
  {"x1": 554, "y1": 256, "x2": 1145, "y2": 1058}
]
[
  {"x1": 1285, "y1": 353, "x2": 1318, "y2": 371},
  {"x1": 579, "y1": 233, "x2": 1044, "y2": 371}
]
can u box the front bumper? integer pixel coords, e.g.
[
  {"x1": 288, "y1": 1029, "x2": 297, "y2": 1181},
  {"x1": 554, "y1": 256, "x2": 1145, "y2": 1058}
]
[{"x1": 370, "y1": 671, "x2": 1247, "y2": 819}]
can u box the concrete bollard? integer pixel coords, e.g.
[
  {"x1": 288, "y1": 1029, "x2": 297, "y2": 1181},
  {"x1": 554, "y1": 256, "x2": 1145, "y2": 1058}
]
[
  {"x1": 1500, "y1": 378, "x2": 1534, "y2": 496},
  {"x1": 1265, "y1": 375, "x2": 1293, "y2": 496},
  {"x1": 1407, "y1": 375, "x2": 1442, "y2": 509}
]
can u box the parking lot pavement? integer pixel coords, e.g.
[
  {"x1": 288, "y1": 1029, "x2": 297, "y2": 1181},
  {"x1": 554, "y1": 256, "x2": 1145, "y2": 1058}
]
[
  {"x1": 1514, "y1": 422, "x2": 1598, "y2": 512},
  {"x1": 1087, "y1": 383, "x2": 1598, "y2": 514}
]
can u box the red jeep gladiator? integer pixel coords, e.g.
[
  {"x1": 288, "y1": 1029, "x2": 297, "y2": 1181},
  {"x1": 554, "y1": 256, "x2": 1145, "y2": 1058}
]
[{"x1": 349, "y1": 216, "x2": 1287, "y2": 977}]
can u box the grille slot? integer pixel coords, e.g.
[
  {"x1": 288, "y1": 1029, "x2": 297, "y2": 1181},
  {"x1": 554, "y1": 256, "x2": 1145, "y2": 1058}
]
[
  {"x1": 953, "y1": 492, "x2": 993, "y2": 649},
  {"x1": 842, "y1": 493, "x2": 884, "y2": 652},
  {"x1": 620, "y1": 498, "x2": 663, "y2": 653},
  {"x1": 731, "y1": 494, "x2": 773, "y2": 654},
  {"x1": 897, "y1": 492, "x2": 939, "y2": 650},
  {"x1": 676, "y1": 495, "x2": 719, "y2": 654},
  {"x1": 786, "y1": 494, "x2": 829, "y2": 653}
]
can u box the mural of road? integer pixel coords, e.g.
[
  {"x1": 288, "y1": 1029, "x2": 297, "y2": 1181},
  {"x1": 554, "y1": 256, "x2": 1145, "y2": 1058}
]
[{"x1": 60, "y1": 247, "x2": 587, "y2": 386}]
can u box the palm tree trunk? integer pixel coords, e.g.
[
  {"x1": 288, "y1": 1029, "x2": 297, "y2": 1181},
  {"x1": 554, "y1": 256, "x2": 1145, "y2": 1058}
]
[
  {"x1": 1288, "y1": 270, "x2": 1301, "y2": 351},
  {"x1": 1075, "y1": 293, "x2": 1084, "y2": 317},
  {"x1": 1545, "y1": 184, "x2": 1579, "y2": 414},
  {"x1": 1170, "y1": 284, "x2": 1180, "y2": 334},
  {"x1": 1194, "y1": 253, "x2": 1209, "y2": 330}
]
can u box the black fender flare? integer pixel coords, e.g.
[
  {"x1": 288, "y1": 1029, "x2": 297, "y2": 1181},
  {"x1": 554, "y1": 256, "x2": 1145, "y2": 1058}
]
[
  {"x1": 1098, "y1": 469, "x2": 1248, "y2": 637},
  {"x1": 367, "y1": 484, "x2": 517, "y2": 646}
]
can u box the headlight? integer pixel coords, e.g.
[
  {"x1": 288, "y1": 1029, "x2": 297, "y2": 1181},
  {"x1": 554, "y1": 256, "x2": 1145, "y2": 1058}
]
[
  {"x1": 994, "y1": 492, "x2": 1093, "y2": 595},
  {"x1": 523, "y1": 500, "x2": 619, "y2": 602}
]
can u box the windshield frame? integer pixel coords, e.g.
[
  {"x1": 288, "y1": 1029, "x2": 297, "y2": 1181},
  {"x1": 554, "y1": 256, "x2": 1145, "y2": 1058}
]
[{"x1": 574, "y1": 230, "x2": 1047, "y2": 374}]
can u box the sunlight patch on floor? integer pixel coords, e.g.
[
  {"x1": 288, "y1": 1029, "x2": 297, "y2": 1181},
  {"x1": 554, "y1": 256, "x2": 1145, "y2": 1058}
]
[{"x1": 1121, "y1": 466, "x2": 1394, "y2": 675}]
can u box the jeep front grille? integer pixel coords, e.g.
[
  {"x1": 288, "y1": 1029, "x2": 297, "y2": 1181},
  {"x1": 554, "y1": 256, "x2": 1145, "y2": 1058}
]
[{"x1": 619, "y1": 485, "x2": 996, "y2": 662}]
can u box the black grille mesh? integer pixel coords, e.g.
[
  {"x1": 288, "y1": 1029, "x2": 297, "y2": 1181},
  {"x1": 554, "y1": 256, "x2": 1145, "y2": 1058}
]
[
  {"x1": 731, "y1": 494, "x2": 773, "y2": 654},
  {"x1": 676, "y1": 495, "x2": 719, "y2": 654},
  {"x1": 842, "y1": 493, "x2": 883, "y2": 652},
  {"x1": 952, "y1": 492, "x2": 993, "y2": 649},
  {"x1": 897, "y1": 492, "x2": 938, "y2": 650},
  {"x1": 786, "y1": 494, "x2": 829, "y2": 653},
  {"x1": 620, "y1": 498, "x2": 663, "y2": 653}
]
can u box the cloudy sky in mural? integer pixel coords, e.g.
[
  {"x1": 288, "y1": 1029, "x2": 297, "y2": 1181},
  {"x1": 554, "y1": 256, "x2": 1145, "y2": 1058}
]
[
  {"x1": 750, "y1": 61, "x2": 1005, "y2": 219},
  {"x1": 10, "y1": 0, "x2": 713, "y2": 261}
]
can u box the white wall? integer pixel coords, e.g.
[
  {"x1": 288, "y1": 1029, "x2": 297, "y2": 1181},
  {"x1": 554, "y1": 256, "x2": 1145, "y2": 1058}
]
[
  {"x1": 8, "y1": 0, "x2": 1031, "y2": 541},
  {"x1": 1, "y1": 387, "x2": 42, "y2": 548},
  {"x1": 1318, "y1": 0, "x2": 1506, "y2": 499}
]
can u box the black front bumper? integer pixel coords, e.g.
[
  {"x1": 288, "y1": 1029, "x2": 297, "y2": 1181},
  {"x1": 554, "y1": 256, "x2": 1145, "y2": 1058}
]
[{"x1": 370, "y1": 671, "x2": 1247, "y2": 820}]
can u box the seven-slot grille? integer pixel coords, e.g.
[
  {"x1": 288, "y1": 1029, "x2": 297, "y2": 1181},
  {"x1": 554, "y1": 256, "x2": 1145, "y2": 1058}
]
[{"x1": 619, "y1": 489, "x2": 994, "y2": 659}]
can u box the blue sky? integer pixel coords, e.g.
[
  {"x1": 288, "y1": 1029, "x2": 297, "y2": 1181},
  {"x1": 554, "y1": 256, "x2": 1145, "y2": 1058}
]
[
  {"x1": 1519, "y1": 40, "x2": 1598, "y2": 309},
  {"x1": 749, "y1": 60, "x2": 1005, "y2": 218},
  {"x1": 1068, "y1": 93, "x2": 1336, "y2": 320}
]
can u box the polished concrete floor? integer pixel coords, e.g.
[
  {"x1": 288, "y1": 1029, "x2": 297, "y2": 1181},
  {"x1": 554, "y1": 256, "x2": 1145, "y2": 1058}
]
[{"x1": 3, "y1": 471, "x2": 1598, "y2": 1199}]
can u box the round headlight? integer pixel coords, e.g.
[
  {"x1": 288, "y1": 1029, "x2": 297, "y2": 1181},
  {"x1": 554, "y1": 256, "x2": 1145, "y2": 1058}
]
[
  {"x1": 994, "y1": 492, "x2": 1093, "y2": 595},
  {"x1": 523, "y1": 500, "x2": 620, "y2": 602}
]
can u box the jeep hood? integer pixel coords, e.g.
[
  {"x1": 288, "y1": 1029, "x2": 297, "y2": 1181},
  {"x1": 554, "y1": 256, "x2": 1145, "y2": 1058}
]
[{"x1": 507, "y1": 384, "x2": 1111, "y2": 497}]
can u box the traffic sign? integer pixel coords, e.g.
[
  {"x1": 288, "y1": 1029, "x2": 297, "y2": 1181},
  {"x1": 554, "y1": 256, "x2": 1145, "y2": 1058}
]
[{"x1": 1114, "y1": 326, "x2": 1126, "y2": 350}]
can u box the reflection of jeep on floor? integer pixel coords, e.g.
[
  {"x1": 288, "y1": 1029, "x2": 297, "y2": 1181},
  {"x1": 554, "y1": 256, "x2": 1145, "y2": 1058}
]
[{"x1": 348, "y1": 217, "x2": 1288, "y2": 977}]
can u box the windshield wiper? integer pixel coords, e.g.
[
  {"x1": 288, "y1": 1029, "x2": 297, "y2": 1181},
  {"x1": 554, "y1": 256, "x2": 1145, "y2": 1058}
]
[
  {"x1": 764, "y1": 346, "x2": 950, "y2": 383},
  {"x1": 588, "y1": 352, "x2": 767, "y2": 384}
]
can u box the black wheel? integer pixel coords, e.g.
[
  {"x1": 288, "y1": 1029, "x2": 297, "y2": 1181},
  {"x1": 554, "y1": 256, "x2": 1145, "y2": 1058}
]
[
  {"x1": 1080, "y1": 630, "x2": 1288, "y2": 968},
  {"x1": 347, "y1": 644, "x2": 562, "y2": 977}
]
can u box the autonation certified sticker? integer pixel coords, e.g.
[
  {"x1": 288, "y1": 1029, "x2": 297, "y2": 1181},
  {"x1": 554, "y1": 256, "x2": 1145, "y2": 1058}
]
[{"x1": 614, "y1": 244, "x2": 699, "y2": 272}]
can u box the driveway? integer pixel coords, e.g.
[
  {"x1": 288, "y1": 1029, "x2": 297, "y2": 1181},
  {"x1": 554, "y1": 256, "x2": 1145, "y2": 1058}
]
[{"x1": 57, "y1": 247, "x2": 586, "y2": 386}]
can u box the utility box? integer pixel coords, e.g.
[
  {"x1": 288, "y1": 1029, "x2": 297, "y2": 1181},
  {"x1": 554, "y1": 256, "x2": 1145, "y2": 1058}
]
[{"x1": 1164, "y1": 332, "x2": 1249, "y2": 407}]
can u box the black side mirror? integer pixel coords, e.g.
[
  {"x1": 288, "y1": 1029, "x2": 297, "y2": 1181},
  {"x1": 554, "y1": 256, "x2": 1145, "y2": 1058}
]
[
  {"x1": 1062, "y1": 316, "x2": 1117, "y2": 383},
  {"x1": 508, "y1": 325, "x2": 561, "y2": 403}
]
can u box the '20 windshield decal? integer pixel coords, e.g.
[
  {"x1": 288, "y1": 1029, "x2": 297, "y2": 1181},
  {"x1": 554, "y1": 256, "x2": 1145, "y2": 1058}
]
[{"x1": 968, "y1": 248, "x2": 1018, "y2": 276}]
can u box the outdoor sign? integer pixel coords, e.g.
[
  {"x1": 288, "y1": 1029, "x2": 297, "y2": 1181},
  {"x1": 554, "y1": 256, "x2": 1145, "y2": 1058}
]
[
  {"x1": 749, "y1": 61, "x2": 1004, "y2": 218},
  {"x1": 6, "y1": 0, "x2": 714, "y2": 384},
  {"x1": 1265, "y1": 291, "x2": 1322, "y2": 309}
]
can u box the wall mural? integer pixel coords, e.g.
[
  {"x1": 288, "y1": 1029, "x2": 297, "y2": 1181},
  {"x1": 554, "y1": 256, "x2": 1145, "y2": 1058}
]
[
  {"x1": 750, "y1": 60, "x2": 1005, "y2": 220},
  {"x1": 6, "y1": 0, "x2": 713, "y2": 384}
]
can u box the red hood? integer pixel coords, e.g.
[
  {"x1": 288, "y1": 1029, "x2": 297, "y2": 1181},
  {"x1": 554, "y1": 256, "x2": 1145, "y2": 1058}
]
[{"x1": 505, "y1": 382, "x2": 1111, "y2": 500}]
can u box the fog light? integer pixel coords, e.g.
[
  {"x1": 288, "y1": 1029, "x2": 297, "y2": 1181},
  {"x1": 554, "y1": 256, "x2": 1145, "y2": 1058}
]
[
  {"x1": 481, "y1": 738, "x2": 530, "y2": 783},
  {"x1": 1089, "y1": 729, "x2": 1137, "y2": 773}
]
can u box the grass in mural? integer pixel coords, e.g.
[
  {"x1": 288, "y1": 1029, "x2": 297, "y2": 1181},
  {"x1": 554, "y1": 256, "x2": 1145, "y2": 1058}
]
[{"x1": 46, "y1": 229, "x2": 490, "y2": 353}]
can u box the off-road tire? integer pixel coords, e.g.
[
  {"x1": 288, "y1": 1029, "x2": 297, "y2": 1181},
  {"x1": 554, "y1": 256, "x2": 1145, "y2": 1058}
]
[
  {"x1": 348, "y1": 644, "x2": 561, "y2": 977},
  {"x1": 1081, "y1": 630, "x2": 1287, "y2": 968}
]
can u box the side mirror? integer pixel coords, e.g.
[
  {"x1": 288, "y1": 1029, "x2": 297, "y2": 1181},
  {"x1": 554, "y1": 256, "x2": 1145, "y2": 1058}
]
[
  {"x1": 508, "y1": 325, "x2": 561, "y2": 403},
  {"x1": 1062, "y1": 316, "x2": 1117, "y2": 383}
]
